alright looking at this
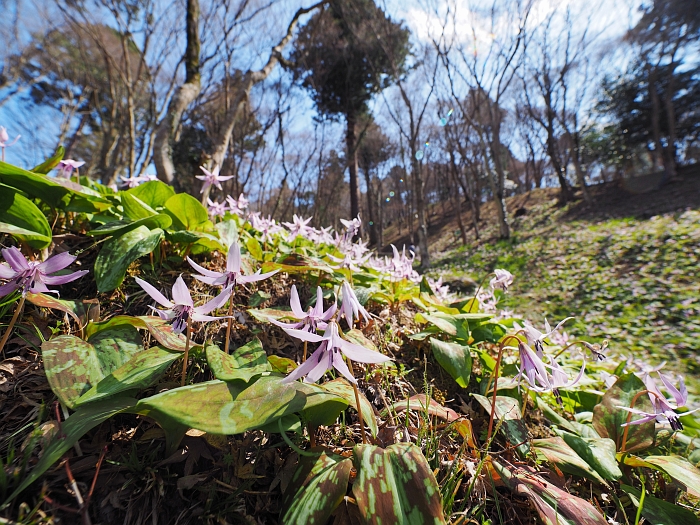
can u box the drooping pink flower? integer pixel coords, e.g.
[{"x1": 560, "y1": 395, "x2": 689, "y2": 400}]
[
  {"x1": 226, "y1": 193, "x2": 249, "y2": 215},
  {"x1": 490, "y1": 269, "x2": 514, "y2": 291},
  {"x1": 207, "y1": 198, "x2": 229, "y2": 218},
  {"x1": 56, "y1": 159, "x2": 85, "y2": 178},
  {"x1": 0, "y1": 247, "x2": 88, "y2": 297},
  {"x1": 269, "y1": 285, "x2": 336, "y2": 332},
  {"x1": 249, "y1": 213, "x2": 284, "y2": 243},
  {"x1": 134, "y1": 275, "x2": 232, "y2": 334},
  {"x1": 283, "y1": 214, "x2": 314, "y2": 240},
  {"x1": 515, "y1": 341, "x2": 585, "y2": 405},
  {"x1": 196, "y1": 166, "x2": 233, "y2": 194},
  {"x1": 281, "y1": 321, "x2": 390, "y2": 384},
  {"x1": 338, "y1": 281, "x2": 370, "y2": 328},
  {"x1": 187, "y1": 241, "x2": 277, "y2": 288},
  {"x1": 0, "y1": 126, "x2": 20, "y2": 161}
]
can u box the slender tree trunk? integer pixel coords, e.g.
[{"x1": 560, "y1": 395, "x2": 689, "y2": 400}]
[
  {"x1": 648, "y1": 67, "x2": 666, "y2": 173},
  {"x1": 346, "y1": 112, "x2": 360, "y2": 221},
  {"x1": 570, "y1": 132, "x2": 591, "y2": 203},
  {"x1": 663, "y1": 72, "x2": 677, "y2": 179},
  {"x1": 362, "y1": 169, "x2": 378, "y2": 245},
  {"x1": 411, "y1": 147, "x2": 430, "y2": 268},
  {"x1": 154, "y1": 0, "x2": 201, "y2": 185}
]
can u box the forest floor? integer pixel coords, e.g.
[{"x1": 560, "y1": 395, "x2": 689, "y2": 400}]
[{"x1": 385, "y1": 171, "x2": 700, "y2": 391}]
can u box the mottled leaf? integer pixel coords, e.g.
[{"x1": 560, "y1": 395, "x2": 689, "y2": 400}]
[
  {"x1": 343, "y1": 328, "x2": 378, "y2": 351},
  {"x1": 206, "y1": 338, "x2": 270, "y2": 382},
  {"x1": 135, "y1": 376, "x2": 347, "y2": 435},
  {"x1": 352, "y1": 443, "x2": 446, "y2": 525},
  {"x1": 280, "y1": 450, "x2": 352, "y2": 525},
  {"x1": 85, "y1": 315, "x2": 188, "y2": 352},
  {"x1": 389, "y1": 394, "x2": 460, "y2": 423},
  {"x1": 216, "y1": 219, "x2": 238, "y2": 250},
  {"x1": 642, "y1": 456, "x2": 700, "y2": 498},
  {"x1": 75, "y1": 346, "x2": 179, "y2": 406},
  {"x1": 320, "y1": 378, "x2": 378, "y2": 437},
  {"x1": 268, "y1": 355, "x2": 297, "y2": 374},
  {"x1": 621, "y1": 484, "x2": 700, "y2": 525},
  {"x1": 472, "y1": 394, "x2": 529, "y2": 457},
  {"x1": 94, "y1": 226, "x2": 164, "y2": 292},
  {"x1": 533, "y1": 437, "x2": 608, "y2": 484},
  {"x1": 245, "y1": 237, "x2": 263, "y2": 261},
  {"x1": 26, "y1": 293, "x2": 99, "y2": 328},
  {"x1": 592, "y1": 373, "x2": 654, "y2": 452},
  {"x1": 261, "y1": 253, "x2": 335, "y2": 275},
  {"x1": 120, "y1": 193, "x2": 158, "y2": 220},
  {"x1": 88, "y1": 325, "x2": 144, "y2": 375},
  {"x1": 248, "y1": 306, "x2": 294, "y2": 324},
  {"x1": 3, "y1": 397, "x2": 137, "y2": 505},
  {"x1": 42, "y1": 335, "x2": 105, "y2": 409},
  {"x1": 493, "y1": 459, "x2": 608, "y2": 525},
  {"x1": 555, "y1": 430, "x2": 622, "y2": 481},
  {"x1": 429, "y1": 338, "x2": 471, "y2": 388}
]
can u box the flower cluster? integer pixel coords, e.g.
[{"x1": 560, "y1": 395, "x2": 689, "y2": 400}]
[{"x1": 0, "y1": 247, "x2": 88, "y2": 297}]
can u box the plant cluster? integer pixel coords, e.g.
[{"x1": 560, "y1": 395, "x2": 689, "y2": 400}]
[{"x1": 0, "y1": 149, "x2": 699, "y2": 524}]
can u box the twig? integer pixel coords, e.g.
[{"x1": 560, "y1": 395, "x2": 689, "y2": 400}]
[{"x1": 0, "y1": 295, "x2": 26, "y2": 358}]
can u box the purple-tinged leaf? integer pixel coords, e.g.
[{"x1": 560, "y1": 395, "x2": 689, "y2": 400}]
[{"x1": 205, "y1": 338, "x2": 270, "y2": 382}]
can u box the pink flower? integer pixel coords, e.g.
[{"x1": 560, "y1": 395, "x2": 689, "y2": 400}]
[
  {"x1": 196, "y1": 166, "x2": 233, "y2": 194},
  {"x1": 56, "y1": 159, "x2": 85, "y2": 178},
  {"x1": 207, "y1": 198, "x2": 229, "y2": 218},
  {"x1": 134, "y1": 275, "x2": 232, "y2": 334},
  {"x1": 226, "y1": 193, "x2": 249, "y2": 215},
  {"x1": 249, "y1": 213, "x2": 284, "y2": 243},
  {"x1": 515, "y1": 341, "x2": 585, "y2": 405},
  {"x1": 0, "y1": 126, "x2": 20, "y2": 161},
  {"x1": 283, "y1": 214, "x2": 314, "y2": 240},
  {"x1": 187, "y1": 241, "x2": 277, "y2": 288},
  {"x1": 281, "y1": 321, "x2": 390, "y2": 384},
  {"x1": 269, "y1": 285, "x2": 336, "y2": 332},
  {"x1": 490, "y1": 269, "x2": 514, "y2": 291},
  {"x1": 338, "y1": 281, "x2": 370, "y2": 328},
  {"x1": 0, "y1": 247, "x2": 88, "y2": 297}
]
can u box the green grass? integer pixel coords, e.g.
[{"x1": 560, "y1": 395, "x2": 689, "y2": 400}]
[{"x1": 431, "y1": 201, "x2": 700, "y2": 388}]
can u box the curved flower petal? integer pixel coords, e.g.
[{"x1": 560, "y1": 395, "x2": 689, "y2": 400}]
[
  {"x1": 0, "y1": 281, "x2": 19, "y2": 298},
  {"x1": 191, "y1": 313, "x2": 227, "y2": 323},
  {"x1": 171, "y1": 276, "x2": 194, "y2": 306},
  {"x1": 192, "y1": 274, "x2": 222, "y2": 286},
  {"x1": 38, "y1": 252, "x2": 76, "y2": 274},
  {"x1": 239, "y1": 269, "x2": 278, "y2": 284},
  {"x1": 305, "y1": 350, "x2": 333, "y2": 384},
  {"x1": 339, "y1": 339, "x2": 391, "y2": 364},
  {"x1": 195, "y1": 287, "x2": 232, "y2": 315},
  {"x1": 42, "y1": 270, "x2": 89, "y2": 285},
  {"x1": 2, "y1": 247, "x2": 30, "y2": 271},
  {"x1": 290, "y1": 285, "x2": 305, "y2": 318},
  {"x1": 0, "y1": 263, "x2": 18, "y2": 279},
  {"x1": 187, "y1": 257, "x2": 224, "y2": 278},
  {"x1": 283, "y1": 327, "x2": 323, "y2": 343},
  {"x1": 281, "y1": 346, "x2": 326, "y2": 384},
  {"x1": 312, "y1": 286, "x2": 324, "y2": 317},
  {"x1": 226, "y1": 242, "x2": 241, "y2": 273},
  {"x1": 135, "y1": 277, "x2": 174, "y2": 308},
  {"x1": 332, "y1": 350, "x2": 357, "y2": 383}
]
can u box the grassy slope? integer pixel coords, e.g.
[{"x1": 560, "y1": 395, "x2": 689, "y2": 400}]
[{"x1": 387, "y1": 176, "x2": 700, "y2": 387}]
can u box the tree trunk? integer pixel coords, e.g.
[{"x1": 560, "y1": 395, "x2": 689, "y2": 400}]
[
  {"x1": 362, "y1": 168, "x2": 378, "y2": 245},
  {"x1": 154, "y1": 0, "x2": 201, "y2": 186},
  {"x1": 663, "y1": 72, "x2": 678, "y2": 179},
  {"x1": 345, "y1": 112, "x2": 360, "y2": 222},
  {"x1": 648, "y1": 67, "x2": 665, "y2": 173},
  {"x1": 570, "y1": 131, "x2": 591, "y2": 203},
  {"x1": 411, "y1": 146, "x2": 430, "y2": 268}
]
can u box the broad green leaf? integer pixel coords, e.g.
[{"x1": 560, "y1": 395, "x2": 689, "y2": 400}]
[
  {"x1": 248, "y1": 290, "x2": 271, "y2": 307},
  {"x1": 0, "y1": 184, "x2": 52, "y2": 248},
  {"x1": 31, "y1": 146, "x2": 65, "y2": 174},
  {"x1": 87, "y1": 325, "x2": 144, "y2": 374},
  {"x1": 472, "y1": 394, "x2": 529, "y2": 457},
  {"x1": 344, "y1": 328, "x2": 378, "y2": 351},
  {"x1": 135, "y1": 376, "x2": 347, "y2": 435},
  {"x1": 388, "y1": 394, "x2": 460, "y2": 422},
  {"x1": 125, "y1": 180, "x2": 175, "y2": 209},
  {"x1": 206, "y1": 339, "x2": 271, "y2": 382},
  {"x1": 642, "y1": 456, "x2": 700, "y2": 498},
  {"x1": 533, "y1": 437, "x2": 607, "y2": 484},
  {"x1": 87, "y1": 214, "x2": 172, "y2": 237},
  {"x1": 352, "y1": 443, "x2": 446, "y2": 525},
  {"x1": 592, "y1": 373, "x2": 654, "y2": 452},
  {"x1": 245, "y1": 237, "x2": 263, "y2": 261},
  {"x1": 280, "y1": 450, "x2": 352, "y2": 525},
  {"x1": 493, "y1": 459, "x2": 608, "y2": 525},
  {"x1": 25, "y1": 293, "x2": 100, "y2": 328},
  {"x1": 429, "y1": 338, "x2": 471, "y2": 388},
  {"x1": 555, "y1": 430, "x2": 622, "y2": 481},
  {"x1": 268, "y1": 355, "x2": 297, "y2": 374},
  {"x1": 216, "y1": 219, "x2": 238, "y2": 249},
  {"x1": 85, "y1": 315, "x2": 188, "y2": 352},
  {"x1": 621, "y1": 484, "x2": 700, "y2": 525},
  {"x1": 75, "y1": 347, "x2": 180, "y2": 406},
  {"x1": 320, "y1": 378, "x2": 378, "y2": 437},
  {"x1": 120, "y1": 193, "x2": 158, "y2": 220},
  {"x1": 163, "y1": 193, "x2": 210, "y2": 231},
  {"x1": 261, "y1": 253, "x2": 335, "y2": 275},
  {"x1": 42, "y1": 335, "x2": 105, "y2": 409},
  {"x1": 3, "y1": 397, "x2": 137, "y2": 505},
  {"x1": 248, "y1": 306, "x2": 293, "y2": 324},
  {"x1": 94, "y1": 226, "x2": 163, "y2": 292}
]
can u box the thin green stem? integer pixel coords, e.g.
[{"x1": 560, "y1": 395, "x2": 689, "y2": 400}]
[
  {"x1": 225, "y1": 296, "x2": 235, "y2": 354},
  {"x1": 634, "y1": 476, "x2": 646, "y2": 525}
]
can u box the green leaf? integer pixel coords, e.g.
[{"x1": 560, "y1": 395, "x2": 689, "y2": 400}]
[
  {"x1": 42, "y1": 335, "x2": 105, "y2": 409},
  {"x1": 125, "y1": 180, "x2": 175, "y2": 209},
  {"x1": 268, "y1": 355, "x2": 297, "y2": 374},
  {"x1": 163, "y1": 193, "x2": 210, "y2": 231},
  {"x1": 533, "y1": 437, "x2": 608, "y2": 484},
  {"x1": 0, "y1": 184, "x2": 52, "y2": 248},
  {"x1": 94, "y1": 226, "x2": 163, "y2": 292},
  {"x1": 26, "y1": 293, "x2": 99, "y2": 328},
  {"x1": 31, "y1": 146, "x2": 65, "y2": 174},
  {"x1": 493, "y1": 459, "x2": 608, "y2": 525},
  {"x1": 592, "y1": 373, "x2": 654, "y2": 453},
  {"x1": 352, "y1": 443, "x2": 447, "y2": 525},
  {"x1": 555, "y1": 430, "x2": 622, "y2": 481},
  {"x1": 429, "y1": 338, "x2": 472, "y2": 388},
  {"x1": 3, "y1": 397, "x2": 137, "y2": 505},
  {"x1": 621, "y1": 484, "x2": 700, "y2": 525},
  {"x1": 320, "y1": 378, "x2": 378, "y2": 437},
  {"x1": 245, "y1": 237, "x2": 263, "y2": 261},
  {"x1": 87, "y1": 325, "x2": 144, "y2": 375},
  {"x1": 472, "y1": 394, "x2": 529, "y2": 457},
  {"x1": 280, "y1": 450, "x2": 352, "y2": 525},
  {"x1": 205, "y1": 339, "x2": 271, "y2": 382},
  {"x1": 75, "y1": 347, "x2": 180, "y2": 406},
  {"x1": 261, "y1": 253, "x2": 335, "y2": 275},
  {"x1": 87, "y1": 214, "x2": 172, "y2": 237},
  {"x1": 135, "y1": 376, "x2": 347, "y2": 435},
  {"x1": 120, "y1": 193, "x2": 158, "y2": 220},
  {"x1": 85, "y1": 315, "x2": 188, "y2": 352},
  {"x1": 216, "y1": 219, "x2": 238, "y2": 249},
  {"x1": 642, "y1": 456, "x2": 700, "y2": 498},
  {"x1": 248, "y1": 290, "x2": 271, "y2": 307}
]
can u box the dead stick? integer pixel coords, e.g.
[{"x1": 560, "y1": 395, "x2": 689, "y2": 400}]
[{"x1": 0, "y1": 295, "x2": 25, "y2": 358}]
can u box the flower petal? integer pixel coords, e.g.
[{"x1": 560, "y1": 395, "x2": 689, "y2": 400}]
[
  {"x1": 290, "y1": 285, "x2": 305, "y2": 318},
  {"x1": 195, "y1": 287, "x2": 232, "y2": 315},
  {"x1": 135, "y1": 277, "x2": 174, "y2": 308},
  {"x1": 42, "y1": 270, "x2": 88, "y2": 285},
  {"x1": 332, "y1": 350, "x2": 357, "y2": 383},
  {"x1": 171, "y1": 276, "x2": 194, "y2": 306},
  {"x1": 338, "y1": 339, "x2": 391, "y2": 364},
  {"x1": 281, "y1": 346, "x2": 326, "y2": 383},
  {"x1": 0, "y1": 263, "x2": 18, "y2": 279},
  {"x1": 38, "y1": 252, "x2": 76, "y2": 274},
  {"x1": 187, "y1": 257, "x2": 224, "y2": 278},
  {"x1": 283, "y1": 327, "x2": 323, "y2": 343},
  {"x1": 2, "y1": 247, "x2": 30, "y2": 271},
  {"x1": 239, "y1": 269, "x2": 278, "y2": 283},
  {"x1": 0, "y1": 281, "x2": 19, "y2": 297},
  {"x1": 226, "y1": 242, "x2": 241, "y2": 273}
]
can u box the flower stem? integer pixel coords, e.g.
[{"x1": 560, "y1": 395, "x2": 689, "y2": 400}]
[
  {"x1": 347, "y1": 359, "x2": 367, "y2": 445},
  {"x1": 0, "y1": 295, "x2": 26, "y2": 358},
  {"x1": 225, "y1": 296, "x2": 235, "y2": 354},
  {"x1": 303, "y1": 340, "x2": 308, "y2": 362},
  {"x1": 620, "y1": 389, "x2": 666, "y2": 453},
  {"x1": 486, "y1": 335, "x2": 521, "y2": 447},
  {"x1": 180, "y1": 318, "x2": 192, "y2": 387}
]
